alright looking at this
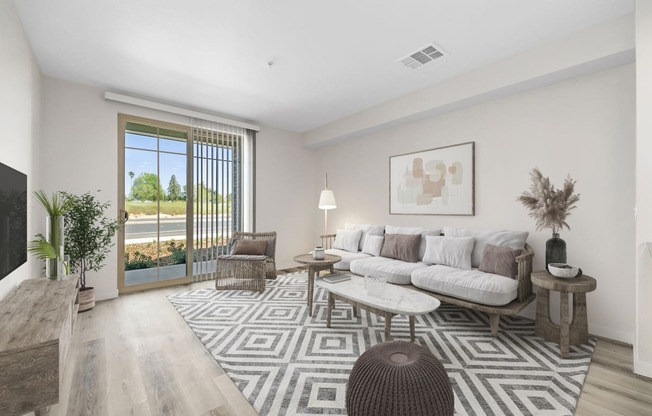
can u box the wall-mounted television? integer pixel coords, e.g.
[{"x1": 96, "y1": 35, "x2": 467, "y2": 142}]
[{"x1": 0, "y1": 162, "x2": 27, "y2": 280}]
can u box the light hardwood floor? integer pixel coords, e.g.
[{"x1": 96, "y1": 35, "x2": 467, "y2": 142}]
[{"x1": 39, "y1": 271, "x2": 652, "y2": 416}]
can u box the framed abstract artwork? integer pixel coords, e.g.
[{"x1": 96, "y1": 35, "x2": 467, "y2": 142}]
[{"x1": 389, "y1": 142, "x2": 475, "y2": 215}]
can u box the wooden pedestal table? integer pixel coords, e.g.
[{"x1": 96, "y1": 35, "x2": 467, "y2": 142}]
[
  {"x1": 315, "y1": 276, "x2": 440, "y2": 342},
  {"x1": 531, "y1": 271, "x2": 597, "y2": 358},
  {"x1": 293, "y1": 253, "x2": 341, "y2": 316}
]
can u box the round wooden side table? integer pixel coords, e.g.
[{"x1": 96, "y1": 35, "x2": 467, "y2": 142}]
[
  {"x1": 531, "y1": 270, "x2": 597, "y2": 358},
  {"x1": 293, "y1": 254, "x2": 341, "y2": 316}
]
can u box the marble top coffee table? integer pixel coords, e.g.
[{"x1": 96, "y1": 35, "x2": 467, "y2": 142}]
[{"x1": 315, "y1": 276, "x2": 440, "y2": 342}]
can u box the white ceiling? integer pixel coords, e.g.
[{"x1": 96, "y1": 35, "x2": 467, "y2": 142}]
[{"x1": 13, "y1": 0, "x2": 634, "y2": 132}]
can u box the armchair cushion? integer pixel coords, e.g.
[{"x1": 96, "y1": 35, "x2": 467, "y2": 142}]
[{"x1": 231, "y1": 239, "x2": 268, "y2": 256}]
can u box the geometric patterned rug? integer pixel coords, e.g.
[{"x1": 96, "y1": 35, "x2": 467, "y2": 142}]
[{"x1": 168, "y1": 272, "x2": 596, "y2": 416}]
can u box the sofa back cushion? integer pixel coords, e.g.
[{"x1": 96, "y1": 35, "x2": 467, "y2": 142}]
[
  {"x1": 362, "y1": 235, "x2": 384, "y2": 257},
  {"x1": 385, "y1": 225, "x2": 442, "y2": 261},
  {"x1": 443, "y1": 227, "x2": 528, "y2": 268},
  {"x1": 380, "y1": 233, "x2": 421, "y2": 263},
  {"x1": 423, "y1": 236, "x2": 474, "y2": 270},
  {"x1": 345, "y1": 223, "x2": 385, "y2": 251},
  {"x1": 333, "y1": 229, "x2": 363, "y2": 253}
]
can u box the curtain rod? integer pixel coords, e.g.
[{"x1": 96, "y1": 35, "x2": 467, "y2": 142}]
[{"x1": 104, "y1": 91, "x2": 260, "y2": 132}]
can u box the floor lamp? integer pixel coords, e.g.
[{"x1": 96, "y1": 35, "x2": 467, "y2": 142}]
[{"x1": 318, "y1": 173, "x2": 337, "y2": 236}]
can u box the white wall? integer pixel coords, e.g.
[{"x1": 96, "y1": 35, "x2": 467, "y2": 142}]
[
  {"x1": 316, "y1": 64, "x2": 636, "y2": 343},
  {"x1": 40, "y1": 77, "x2": 315, "y2": 299},
  {"x1": 305, "y1": 15, "x2": 634, "y2": 147},
  {"x1": 255, "y1": 126, "x2": 318, "y2": 269},
  {"x1": 0, "y1": 0, "x2": 42, "y2": 298},
  {"x1": 635, "y1": 0, "x2": 652, "y2": 378}
]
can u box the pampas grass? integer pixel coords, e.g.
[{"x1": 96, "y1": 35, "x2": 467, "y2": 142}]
[{"x1": 518, "y1": 168, "x2": 580, "y2": 234}]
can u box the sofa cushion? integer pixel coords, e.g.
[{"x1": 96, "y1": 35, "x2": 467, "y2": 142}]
[
  {"x1": 362, "y1": 235, "x2": 384, "y2": 257},
  {"x1": 325, "y1": 248, "x2": 372, "y2": 271},
  {"x1": 385, "y1": 225, "x2": 442, "y2": 261},
  {"x1": 479, "y1": 244, "x2": 522, "y2": 279},
  {"x1": 423, "y1": 236, "x2": 474, "y2": 270},
  {"x1": 380, "y1": 233, "x2": 421, "y2": 263},
  {"x1": 412, "y1": 265, "x2": 519, "y2": 306},
  {"x1": 443, "y1": 227, "x2": 528, "y2": 268},
  {"x1": 345, "y1": 223, "x2": 385, "y2": 251},
  {"x1": 350, "y1": 256, "x2": 429, "y2": 285},
  {"x1": 333, "y1": 229, "x2": 363, "y2": 253}
]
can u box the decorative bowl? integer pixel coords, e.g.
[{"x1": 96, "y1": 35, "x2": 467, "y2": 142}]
[{"x1": 548, "y1": 263, "x2": 580, "y2": 278}]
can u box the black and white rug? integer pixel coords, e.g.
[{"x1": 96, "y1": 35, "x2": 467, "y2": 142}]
[{"x1": 168, "y1": 272, "x2": 596, "y2": 416}]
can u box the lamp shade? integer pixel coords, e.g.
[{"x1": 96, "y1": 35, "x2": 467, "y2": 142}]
[{"x1": 319, "y1": 189, "x2": 337, "y2": 209}]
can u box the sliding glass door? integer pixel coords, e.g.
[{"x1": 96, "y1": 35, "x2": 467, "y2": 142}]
[
  {"x1": 118, "y1": 115, "x2": 193, "y2": 292},
  {"x1": 118, "y1": 115, "x2": 254, "y2": 293}
]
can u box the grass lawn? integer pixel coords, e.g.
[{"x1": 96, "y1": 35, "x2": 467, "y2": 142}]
[{"x1": 126, "y1": 200, "x2": 231, "y2": 216}]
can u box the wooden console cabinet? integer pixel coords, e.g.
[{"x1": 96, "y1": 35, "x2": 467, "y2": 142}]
[{"x1": 0, "y1": 276, "x2": 79, "y2": 415}]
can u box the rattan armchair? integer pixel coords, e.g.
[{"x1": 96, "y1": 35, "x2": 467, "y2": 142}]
[{"x1": 215, "y1": 231, "x2": 277, "y2": 292}]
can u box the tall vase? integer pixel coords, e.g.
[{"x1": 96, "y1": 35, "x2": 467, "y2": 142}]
[
  {"x1": 545, "y1": 232, "x2": 567, "y2": 272},
  {"x1": 45, "y1": 215, "x2": 65, "y2": 279}
]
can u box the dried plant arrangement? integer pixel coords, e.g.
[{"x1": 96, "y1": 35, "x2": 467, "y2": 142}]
[{"x1": 517, "y1": 168, "x2": 580, "y2": 234}]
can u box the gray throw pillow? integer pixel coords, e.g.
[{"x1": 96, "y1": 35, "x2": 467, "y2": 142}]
[
  {"x1": 478, "y1": 244, "x2": 522, "y2": 279},
  {"x1": 380, "y1": 233, "x2": 421, "y2": 263},
  {"x1": 232, "y1": 239, "x2": 268, "y2": 256}
]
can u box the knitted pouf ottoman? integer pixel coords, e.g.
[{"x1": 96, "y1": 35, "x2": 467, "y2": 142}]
[{"x1": 346, "y1": 341, "x2": 454, "y2": 416}]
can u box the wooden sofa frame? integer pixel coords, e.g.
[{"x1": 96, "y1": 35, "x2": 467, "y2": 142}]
[{"x1": 321, "y1": 234, "x2": 535, "y2": 336}]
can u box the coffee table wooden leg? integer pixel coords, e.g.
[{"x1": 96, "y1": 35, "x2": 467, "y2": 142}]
[
  {"x1": 384, "y1": 312, "x2": 394, "y2": 341},
  {"x1": 535, "y1": 287, "x2": 552, "y2": 339},
  {"x1": 352, "y1": 306, "x2": 357, "y2": 318},
  {"x1": 409, "y1": 316, "x2": 415, "y2": 342},
  {"x1": 327, "y1": 292, "x2": 333, "y2": 328},
  {"x1": 560, "y1": 292, "x2": 571, "y2": 358}
]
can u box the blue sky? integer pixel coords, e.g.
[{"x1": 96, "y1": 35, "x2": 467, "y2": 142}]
[{"x1": 125, "y1": 133, "x2": 235, "y2": 197}]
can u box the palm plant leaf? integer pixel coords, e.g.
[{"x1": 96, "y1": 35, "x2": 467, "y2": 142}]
[
  {"x1": 27, "y1": 235, "x2": 57, "y2": 259},
  {"x1": 33, "y1": 190, "x2": 71, "y2": 216}
]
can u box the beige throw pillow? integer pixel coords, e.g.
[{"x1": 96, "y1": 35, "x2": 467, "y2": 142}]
[
  {"x1": 380, "y1": 233, "x2": 421, "y2": 263},
  {"x1": 478, "y1": 244, "x2": 523, "y2": 278},
  {"x1": 232, "y1": 239, "x2": 268, "y2": 256}
]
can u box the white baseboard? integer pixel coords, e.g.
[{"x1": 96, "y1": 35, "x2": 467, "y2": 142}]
[
  {"x1": 588, "y1": 322, "x2": 634, "y2": 344},
  {"x1": 95, "y1": 289, "x2": 119, "y2": 301},
  {"x1": 634, "y1": 358, "x2": 652, "y2": 378}
]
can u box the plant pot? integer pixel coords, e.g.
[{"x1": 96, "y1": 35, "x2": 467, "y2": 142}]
[{"x1": 78, "y1": 287, "x2": 95, "y2": 312}]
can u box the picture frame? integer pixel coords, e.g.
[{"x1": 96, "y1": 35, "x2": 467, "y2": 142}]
[{"x1": 389, "y1": 141, "x2": 475, "y2": 215}]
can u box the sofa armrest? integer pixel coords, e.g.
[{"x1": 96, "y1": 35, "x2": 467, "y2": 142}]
[
  {"x1": 515, "y1": 243, "x2": 534, "y2": 302},
  {"x1": 320, "y1": 234, "x2": 337, "y2": 250}
]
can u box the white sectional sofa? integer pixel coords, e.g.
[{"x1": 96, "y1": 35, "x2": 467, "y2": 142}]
[{"x1": 322, "y1": 223, "x2": 534, "y2": 335}]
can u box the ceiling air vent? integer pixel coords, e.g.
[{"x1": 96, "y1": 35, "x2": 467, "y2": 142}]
[{"x1": 398, "y1": 43, "x2": 446, "y2": 69}]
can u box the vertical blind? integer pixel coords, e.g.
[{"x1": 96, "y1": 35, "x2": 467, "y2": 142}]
[{"x1": 191, "y1": 118, "x2": 247, "y2": 282}]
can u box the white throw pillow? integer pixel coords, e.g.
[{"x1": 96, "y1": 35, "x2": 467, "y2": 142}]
[
  {"x1": 361, "y1": 235, "x2": 384, "y2": 257},
  {"x1": 333, "y1": 229, "x2": 363, "y2": 253},
  {"x1": 345, "y1": 223, "x2": 385, "y2": 251},
  {"x1": 423, "y1": 235, "x2": 475, "y2": 270},
  {"x1": 443, "y1": 227, "x2": 528, "y2": 268}
]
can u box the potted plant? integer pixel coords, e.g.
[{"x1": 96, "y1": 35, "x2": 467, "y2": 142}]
[
  {"x1": 27, "y1": 190, "x2": 71, "y2": 279},
  {"x1": 64, "y1": 191, "x2": 118, "y2": 311},
  {"x1": 517, "y1": 168, "x2": 580, "y2": 271}
]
